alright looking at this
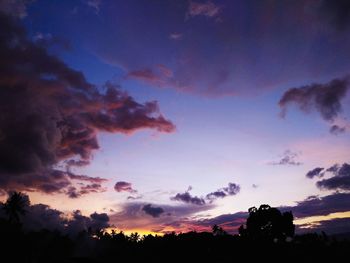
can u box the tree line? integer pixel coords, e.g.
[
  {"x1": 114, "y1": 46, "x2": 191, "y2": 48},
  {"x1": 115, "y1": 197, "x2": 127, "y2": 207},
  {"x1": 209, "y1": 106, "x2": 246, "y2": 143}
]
[{"x1": 0, "y1": 192, "x2": 348, "y2": 262}]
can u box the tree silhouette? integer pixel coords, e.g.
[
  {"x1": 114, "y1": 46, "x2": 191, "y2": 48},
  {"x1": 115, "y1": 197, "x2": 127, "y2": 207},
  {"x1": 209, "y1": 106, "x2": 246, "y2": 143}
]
[
  {"x1": 0, "y1": 195, "x2": 348, "y2": 262},
  {"x1": 2, "y1": 191, "x2": 30, "y2": 224},
  {"x1": 239, "y1": 204, "x2": 294, "y2": 242},
  {"x1": 212, "y1": 224, "x2": 227, "y2": 236}
]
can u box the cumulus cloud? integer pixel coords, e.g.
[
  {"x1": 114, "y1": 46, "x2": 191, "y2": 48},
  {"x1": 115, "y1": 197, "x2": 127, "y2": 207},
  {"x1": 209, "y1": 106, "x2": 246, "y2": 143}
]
[
  {"x1": 206, "y1": 183, "x2": 240, "y2": 201},
  {"x1": 306, "y1": 167, "x2": 324, "y2": 179},
  {"x1": 114, "y1": 181, "x2": 137, "y2": 193},
  {"x1": 142, "y1": 204, "x2": 164, "y2": 218},
  {"x1": 171, "y1": 183, "x2": 240, "y2": 205},
  {"x1": 66, "y1": 210, "x2": 109, "y2": 235},
  {"x1": 268, "y1": 150, "x2": 303, "y2": 166},
  {"x1": 0, "y1": 193, "x2": 110, "y2": 235},
  {"x1": 0, "y1": 13, "x2": 175, "y2": 196},
  {"x1": 171, "y1": 191, "x2": 206, "y2": 206},
  {"x1": 316, "y1": 163, "x2": 350, "y2": 191},
  {"x1": 279, "y1": 76, "x2": 349, "y2": 126}
]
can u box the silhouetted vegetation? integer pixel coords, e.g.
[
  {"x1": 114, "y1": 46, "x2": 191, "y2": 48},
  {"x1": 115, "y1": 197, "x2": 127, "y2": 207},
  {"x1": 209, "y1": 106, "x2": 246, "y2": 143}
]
[
  {"x1": 0, "y1": 193, "x2": 349, "y2": 262},
  {"x1": 239, "y1": 204, "x2": 295, "y2": 242}
]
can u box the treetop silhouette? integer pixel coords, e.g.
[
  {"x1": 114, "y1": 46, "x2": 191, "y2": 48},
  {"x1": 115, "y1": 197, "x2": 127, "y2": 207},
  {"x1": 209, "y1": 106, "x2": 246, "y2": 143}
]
[{"x1": 239, "y1": 204, "x2": 295, "y2": 242}]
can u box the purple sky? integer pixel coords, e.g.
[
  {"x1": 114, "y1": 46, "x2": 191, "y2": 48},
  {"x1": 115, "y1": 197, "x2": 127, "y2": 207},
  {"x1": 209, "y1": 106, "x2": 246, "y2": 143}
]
[{"x1": 0, "y1": 0, "x2": 350, "y2": 235}]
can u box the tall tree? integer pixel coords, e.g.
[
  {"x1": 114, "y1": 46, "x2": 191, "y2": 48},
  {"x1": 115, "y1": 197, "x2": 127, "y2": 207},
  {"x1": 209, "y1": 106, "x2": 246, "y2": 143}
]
[{"x1": 3, "y1": 192, "x2": 30, "y2": 224}]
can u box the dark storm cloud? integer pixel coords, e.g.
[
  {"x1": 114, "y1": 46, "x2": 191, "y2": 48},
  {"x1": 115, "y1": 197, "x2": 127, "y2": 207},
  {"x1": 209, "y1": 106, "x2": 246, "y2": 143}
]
[
  {"x1": 279, "y1": 76, "x2": 349, "y2": 123},
  {"x1": 306, "y1": 167, "x2": 324, "y2": 179},
  {"x1": 318, "y1": 0, "x2": 350, "y2": 31},
  {"x1": 0, "y1": 13, "x2": 174, "y2": 196},
  {"x1": 316, "y1": 163, "x2": 350, "y2": 191},
  {"x1": 142, "y1": 204, "x2": 164, "y2": 218},
  {"x1": 114, "y1": 181, "x2": 137, "y2": 193},
  {"x1": 268, "y1": 150, "x2": 303, "y2": 166},
  {"x1": 171, "y1": 183, "x2": 240, "y2": 205}
]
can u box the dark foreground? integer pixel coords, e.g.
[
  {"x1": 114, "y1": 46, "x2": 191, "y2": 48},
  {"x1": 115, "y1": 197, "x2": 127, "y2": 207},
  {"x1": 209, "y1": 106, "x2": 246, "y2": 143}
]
[
  {"x1": 1, "y1": 194, "x2": 349, "y2": 262},
  {"x1": 1, "y1": 220, "x2": 349, "y2": 263}
]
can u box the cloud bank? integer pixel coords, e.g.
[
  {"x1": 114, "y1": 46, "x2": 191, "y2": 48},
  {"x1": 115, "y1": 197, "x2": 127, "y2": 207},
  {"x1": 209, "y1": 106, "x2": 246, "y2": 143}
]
[{"x1": 0, "y1": 12, "x2": 174, "y2": 197}]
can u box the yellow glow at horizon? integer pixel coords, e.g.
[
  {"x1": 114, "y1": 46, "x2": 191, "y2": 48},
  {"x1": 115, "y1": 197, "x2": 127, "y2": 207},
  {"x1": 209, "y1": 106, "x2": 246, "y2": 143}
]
[
  {"x1": 105, "y1": 227, "x2": 164, "y2": 237},
  {"x1": 294, "y1": 211, "x2": 350, "y2": 226}
]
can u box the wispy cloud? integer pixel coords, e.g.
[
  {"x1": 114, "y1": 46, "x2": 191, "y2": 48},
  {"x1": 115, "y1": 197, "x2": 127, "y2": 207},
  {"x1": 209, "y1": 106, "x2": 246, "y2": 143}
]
[
  {"x1": 268, "y1": 150, "x2": 303, "y2": 166},
  {"x1": 187, "y1": 1, "x2": 221, "y2": 19},
  {"x1": 169, "y1": 32, "x2": 183, "y2": 40},
  {"x1": 86, "y1": 0, "x2": 101, "y2": 14}
]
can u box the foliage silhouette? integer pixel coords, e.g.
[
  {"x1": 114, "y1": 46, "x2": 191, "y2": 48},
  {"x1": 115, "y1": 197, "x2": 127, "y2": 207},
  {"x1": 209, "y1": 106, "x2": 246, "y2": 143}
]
[
  {"x1": 0, "y1": 193, "x2": 348, "y2": 262},
  {"x1": 238, "y1": 204, "x2": 295, "y2": 242},
  {"x1": 2, "y1": 191, "x2": 29, "y2": 224}
]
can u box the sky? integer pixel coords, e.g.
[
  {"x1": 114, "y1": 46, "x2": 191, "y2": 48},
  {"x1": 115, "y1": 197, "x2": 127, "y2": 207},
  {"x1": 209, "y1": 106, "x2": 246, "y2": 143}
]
[{"x1": 0, "y1": 0, "x2": 350, "y2": 235}]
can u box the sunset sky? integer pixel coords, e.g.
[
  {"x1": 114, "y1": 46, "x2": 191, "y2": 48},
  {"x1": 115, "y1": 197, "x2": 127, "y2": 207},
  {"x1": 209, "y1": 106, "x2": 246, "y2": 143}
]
[{"x1": 0, "y1": 0, "x2": 350, "y2": 235}]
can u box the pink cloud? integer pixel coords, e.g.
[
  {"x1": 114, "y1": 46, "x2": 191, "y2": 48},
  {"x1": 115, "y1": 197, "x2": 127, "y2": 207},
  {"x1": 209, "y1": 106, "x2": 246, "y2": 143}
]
[
  {"x1": 114, "y1": 181, "x2": 137, "y2": 193},
  {"x1": 126, "y1": 65, "x2": 175, "y2": 88}
]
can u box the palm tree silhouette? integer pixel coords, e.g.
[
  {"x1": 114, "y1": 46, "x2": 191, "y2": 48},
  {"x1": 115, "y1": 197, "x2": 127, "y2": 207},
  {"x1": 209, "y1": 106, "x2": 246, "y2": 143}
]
[{"x1": 3, "y1": 191, "x2": 30, "y2": 224}]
